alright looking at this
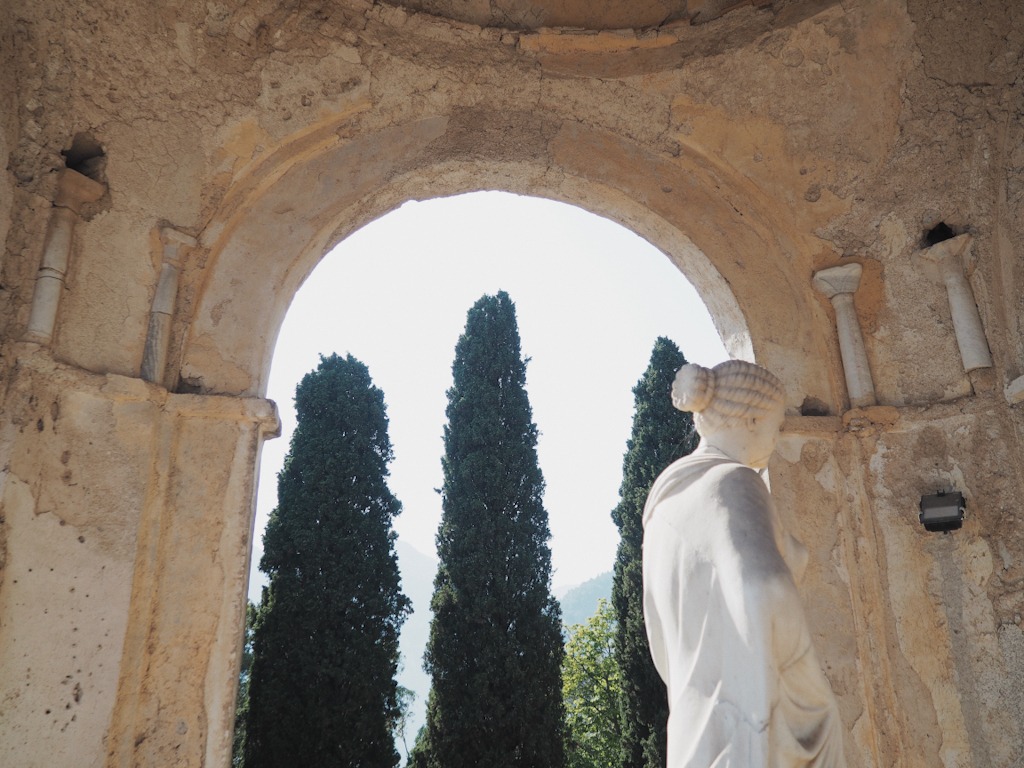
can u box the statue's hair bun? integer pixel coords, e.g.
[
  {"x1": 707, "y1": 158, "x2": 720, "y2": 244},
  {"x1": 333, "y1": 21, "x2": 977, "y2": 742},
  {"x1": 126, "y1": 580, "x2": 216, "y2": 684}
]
[{"x1": 672, "y1": 363, "x2": 715, "y2": 413}]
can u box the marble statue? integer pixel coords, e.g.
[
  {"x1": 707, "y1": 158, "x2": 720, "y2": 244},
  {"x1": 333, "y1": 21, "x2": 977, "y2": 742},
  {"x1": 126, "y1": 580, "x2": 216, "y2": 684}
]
[{"x1": 642, "y1": 360, "x2": 846, "y2": 768}]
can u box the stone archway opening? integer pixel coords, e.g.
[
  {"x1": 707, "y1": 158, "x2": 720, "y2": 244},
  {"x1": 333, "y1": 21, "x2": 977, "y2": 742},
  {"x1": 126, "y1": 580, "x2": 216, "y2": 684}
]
[
  {"x1": 246, "y1": 189, "x2": 733, "y2": 748},
  {"x1": 249, "y1": 188, "x2": 737, "y2": 591},
  {"x1": 178, "y1": 169, "x2": 759, "y2": 401},
  {"x1": 102, "y1": 110, "x2": 842, "y2": 768}
]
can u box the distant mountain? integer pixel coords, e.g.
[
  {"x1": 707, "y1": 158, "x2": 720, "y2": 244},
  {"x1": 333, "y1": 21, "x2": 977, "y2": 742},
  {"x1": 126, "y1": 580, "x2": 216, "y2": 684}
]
[{"x1": 558, "y1": 571, "x2": 613, "y2": 628}]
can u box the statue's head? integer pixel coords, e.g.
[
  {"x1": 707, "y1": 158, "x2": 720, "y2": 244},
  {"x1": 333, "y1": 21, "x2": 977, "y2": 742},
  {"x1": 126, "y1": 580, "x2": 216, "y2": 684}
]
[{"x1": 672, "y1": 360, "x2": 786, "y2": 469}]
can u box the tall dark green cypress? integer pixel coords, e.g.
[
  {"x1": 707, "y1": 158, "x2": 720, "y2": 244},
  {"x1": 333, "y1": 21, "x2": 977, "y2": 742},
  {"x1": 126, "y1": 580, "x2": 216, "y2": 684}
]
[
  {"x1": 243, "y1": 353, "x2": 410, "y2": 768},
  {"x1": 611, "y1": 338, "x2": 698, "y2": 768},
  {"x1": 421, "y1": 292, "x2": 565, "y2": 768},
  {"x1": 231, "y1": 601, "x2": 257, "y2": 768}
]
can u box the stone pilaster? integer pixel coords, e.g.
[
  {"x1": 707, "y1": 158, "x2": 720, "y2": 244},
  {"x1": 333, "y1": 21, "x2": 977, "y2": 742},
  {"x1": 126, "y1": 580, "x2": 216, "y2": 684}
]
[
  {"x1": 0, "y1": 348, "x2": 278, "y2": 768},
  {"x1": 918, "y1": 233, "x2": 993, "y2": 374},
  {"x1": 23, "y1": 169, "x2": 106, "y2": 345},
  {"x1": 813, "y1": 262, "x2": 878, "y2": 409},
  {"x1": 141, "y1": 227, "x2": 196, "y2": 385}
]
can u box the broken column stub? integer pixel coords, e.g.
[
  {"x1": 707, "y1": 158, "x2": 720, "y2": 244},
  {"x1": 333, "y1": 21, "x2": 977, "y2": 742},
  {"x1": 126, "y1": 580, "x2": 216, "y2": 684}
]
[
  {"x1": 813, "y1": 262, "x2": 878, "y2": 409},
  {"x1": 141, "y1": 227, "x2": 196, "y2": 385},
  {"x1": 918, "y1": 233, "x2": 993, "y2": 374},
  {"x1": 1005, "y1": 375, "x2": 1024, "y2": 406},
  {"x1": 23, "y1": 169, "x2": 107, "y2": 345}
]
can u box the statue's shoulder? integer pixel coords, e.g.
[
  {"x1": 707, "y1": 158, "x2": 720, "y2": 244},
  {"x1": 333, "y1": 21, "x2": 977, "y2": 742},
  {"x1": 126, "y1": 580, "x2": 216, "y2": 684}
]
[
  {"x1": 645, "y1": 451, "x2": 762, "y2": 525},
  {"x1": 672, "y1": 452, "x2": 762, "y2": 489},
  {"x1": 710, "y1": 461, "x2": 773, "y2": 503},
  {"x1": 699, "y1": 457, "x2": 757, "y2": 480}
]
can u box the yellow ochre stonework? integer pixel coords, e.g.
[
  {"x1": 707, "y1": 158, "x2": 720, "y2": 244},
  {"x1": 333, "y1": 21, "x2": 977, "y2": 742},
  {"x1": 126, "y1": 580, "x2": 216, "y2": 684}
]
[{"x1": 1, "y1": 2, "x2": 1023, "y2": 766}]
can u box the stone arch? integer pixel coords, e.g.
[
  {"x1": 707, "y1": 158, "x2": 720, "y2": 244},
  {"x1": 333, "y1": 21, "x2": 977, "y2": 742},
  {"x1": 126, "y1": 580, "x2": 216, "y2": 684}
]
[
  {"x1": 177, "y1": 109, "x2": 839, "y2": 414},
  {"x1": 7, "y1": 3, "x2": 1024, "y2": 767},
  {"x1": 141, "y1": 108, "x2": 845, "y2": 766}
]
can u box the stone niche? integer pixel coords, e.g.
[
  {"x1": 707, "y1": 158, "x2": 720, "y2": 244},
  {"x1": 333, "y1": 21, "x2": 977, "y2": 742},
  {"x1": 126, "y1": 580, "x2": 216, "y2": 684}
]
[{"x1": 1, "y1": 0, "x2": 1024, "y2": 766}]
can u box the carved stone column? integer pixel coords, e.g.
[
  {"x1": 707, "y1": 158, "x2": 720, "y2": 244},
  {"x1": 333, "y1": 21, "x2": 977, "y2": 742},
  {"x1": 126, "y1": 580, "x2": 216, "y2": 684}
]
[
  {"x1": 918, "y1": 233, "x2": 993, "y2": 374},
  {"x1": 23, "y1": 169, "x2": 106, "y2": 345},
  {"x1": 813, "y1": 262, "x2": 878, "y2": 408},
  {"x1": 141, "y1": 227, "x2": 196, "y2": 385}
]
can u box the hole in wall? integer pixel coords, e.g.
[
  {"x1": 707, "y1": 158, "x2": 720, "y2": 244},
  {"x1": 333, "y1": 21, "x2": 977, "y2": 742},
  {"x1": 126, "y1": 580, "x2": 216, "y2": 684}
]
[
  {"x1": 923, "y1": 221, "x2": 957, "y2": 248},
  {"x1": 175, "y1": 377, "x2": 203, "y2": 395},
  {"x1": 799, "y1": 396, "x2": 831, "y2": 417},
  {"x1": 61, "y1": 133, "x2": 106, "y2": 183}
]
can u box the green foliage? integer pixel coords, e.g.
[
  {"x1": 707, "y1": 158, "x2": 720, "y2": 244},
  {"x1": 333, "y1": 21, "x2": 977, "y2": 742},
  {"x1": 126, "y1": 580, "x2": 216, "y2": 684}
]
[
  {"x1": 421, "y1": 292, "x2": 566, "y2": 768},
  {"x1": 610, "y1": 338, "x2": 698, "y2": 768},
  {"x1": 242, "y1": 353, "x2": 410, "y2": 768},
  {"x1": 406, "y1": 726, "x2": 432, "y2": 768},
  {"x1": 231, "y1": 601, "x2": 257, "y2": 768},
  {"x1": 563, "y1": 599, "x2": 624, "y2": 768},
  {"x1": 395, "y1": 685, "x2": 416, "y2": 762}
]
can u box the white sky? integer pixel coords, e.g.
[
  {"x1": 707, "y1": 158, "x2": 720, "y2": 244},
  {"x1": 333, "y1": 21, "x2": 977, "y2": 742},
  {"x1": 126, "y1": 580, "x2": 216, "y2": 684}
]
[{"x1": 248, "y1": 190, "x2": 728, "y2": 603}]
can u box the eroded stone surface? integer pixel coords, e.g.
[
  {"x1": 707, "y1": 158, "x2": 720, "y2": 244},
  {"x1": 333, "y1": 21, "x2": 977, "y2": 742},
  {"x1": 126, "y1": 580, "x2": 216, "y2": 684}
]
[{"x1": 0, "y1": 348, "x2": 277, "y2": 768}]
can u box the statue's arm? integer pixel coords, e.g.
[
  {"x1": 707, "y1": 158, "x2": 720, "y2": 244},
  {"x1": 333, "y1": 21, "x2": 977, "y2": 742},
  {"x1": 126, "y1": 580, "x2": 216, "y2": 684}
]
[{"x1": 780, "y1": 530, "x2": 809, "y2": 584}]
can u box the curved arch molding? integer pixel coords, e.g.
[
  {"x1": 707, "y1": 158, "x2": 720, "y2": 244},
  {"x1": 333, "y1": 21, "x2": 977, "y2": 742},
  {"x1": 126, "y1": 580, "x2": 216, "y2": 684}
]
[{"x1": 180, "y1": 110, "x2": 834, "y2": 408}]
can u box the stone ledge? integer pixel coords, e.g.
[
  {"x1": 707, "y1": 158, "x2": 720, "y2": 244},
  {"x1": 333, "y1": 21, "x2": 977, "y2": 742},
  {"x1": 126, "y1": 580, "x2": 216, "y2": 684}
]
[
  {"x1": 782, "y1": 390, "x2": 1010, "y2": 438},
  {"x1": 8, "y1": 342, "x2": 281, "y2": 437},
  {"x1": 783, "y1": 414, "x2": 843, "y2": 436}
]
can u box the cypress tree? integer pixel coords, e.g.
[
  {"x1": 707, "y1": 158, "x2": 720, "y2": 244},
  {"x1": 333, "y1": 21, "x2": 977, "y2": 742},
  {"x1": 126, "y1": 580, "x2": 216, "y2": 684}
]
[
  {"x1": 243, "y1": 353, "x2": 410, "y2": 768},
  {"x1": 231, "y1": 601, "x2": 257, "y2": 768},
  {"x1": 611, "y1": 338, "x2": 698, "y2": 768},
  {"x1": 421, "y1": 291, "x2": 565, "y2": 768}
]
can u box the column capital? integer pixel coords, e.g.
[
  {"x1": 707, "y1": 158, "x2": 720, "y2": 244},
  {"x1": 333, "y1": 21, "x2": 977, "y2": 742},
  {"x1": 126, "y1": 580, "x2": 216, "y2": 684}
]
[
  {"x1": 918, "y1": 232, "x2": 972, "y2": 270},
  {"x1": 53, "y1": 168, "x2": 106, "y2": 214},
  {"x1": 159, "y1": 226, "x2": 197, "y2": 267},
  {"x1": 812, "y1": 262, "x2": 863, "y2": 299}
]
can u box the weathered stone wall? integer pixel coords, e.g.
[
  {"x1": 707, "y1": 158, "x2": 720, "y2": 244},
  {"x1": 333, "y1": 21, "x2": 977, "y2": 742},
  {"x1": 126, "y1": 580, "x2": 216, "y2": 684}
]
[
  {"x1": 776, "y1": 402, "x2": 1024, "y2": 767},
  {"x1": 0, "y1": 353, "x2": 143, "y2": 765},
  {"x1": 0, "y1": 347, "x2": 277, "y2": 767},
  {"x1": 1, "y1": 1, "x2": 1022, "y2": 766}
]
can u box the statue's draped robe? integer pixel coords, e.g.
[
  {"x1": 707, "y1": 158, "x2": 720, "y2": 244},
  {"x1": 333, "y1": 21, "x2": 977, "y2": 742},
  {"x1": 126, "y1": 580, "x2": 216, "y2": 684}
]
[{"x1": 642, "y1": 445, "x2": 846, "y2": 768}]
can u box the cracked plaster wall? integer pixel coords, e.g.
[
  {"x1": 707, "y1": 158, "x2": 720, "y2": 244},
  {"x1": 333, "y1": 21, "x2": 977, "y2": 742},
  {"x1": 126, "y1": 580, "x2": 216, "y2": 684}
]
[{"x1": 1, "y1": 0, "x2": 1024, "y2": 766}]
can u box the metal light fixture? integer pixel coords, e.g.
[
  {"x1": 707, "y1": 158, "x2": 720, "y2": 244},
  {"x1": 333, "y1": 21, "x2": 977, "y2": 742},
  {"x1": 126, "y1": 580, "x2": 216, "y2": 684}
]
[{"x1": 919, "y1": 490, "x2": 965, "y2": 532}]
